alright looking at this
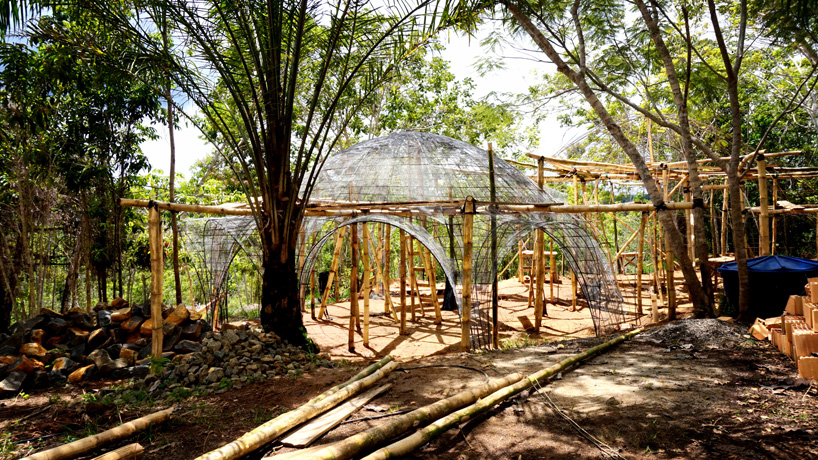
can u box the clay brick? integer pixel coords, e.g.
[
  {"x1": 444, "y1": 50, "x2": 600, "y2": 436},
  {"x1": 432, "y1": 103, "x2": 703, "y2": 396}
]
[
  {"x1": 786, "y1": 295, "x2": 804, "y2": 315},
  {"x1": 806, "y1": 303, "x2": 816, "y2": 328},
  {"x1": 793, "y1": 331, "x2": 818, "y2": 359},
  {"x1": 798, "y1": 356, "x2": 818, "y2": 380}
]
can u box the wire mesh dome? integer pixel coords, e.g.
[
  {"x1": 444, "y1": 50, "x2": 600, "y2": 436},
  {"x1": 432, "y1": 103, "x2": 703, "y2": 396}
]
[
  {"x1": 307, "y1": 131, "x2": 555, "y2": 204},
  {"x1": 300, "y1": 131, "x2": 625, "y2": 349}
]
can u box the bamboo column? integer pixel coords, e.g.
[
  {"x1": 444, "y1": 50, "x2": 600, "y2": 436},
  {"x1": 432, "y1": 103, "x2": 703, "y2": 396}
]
[
  {"x1": 636, "y1": 212, "x2": 648, "y2": 315},
  {"x1": 384, "y1": 226, "x2": 391, "y2": 313},
  {"x1": 488, "y1": 143, "x2": 499, "y2": 349},
  {"x1": 349, "y1": 224, "x2": 359, "y2": 352},
  {"x1": 147, "y1": 205, "x2": 164, "y2": 361},
  {"x1": 709, "y1": 191, "x2": 717, "y2": 256},
  {"x1": 772, "y1": 179, "x2": 778, "y2": 254},
  {"x1": 318, "y1": 226, "x2": 346, "y2": 320},
  {"x1": 757, "y1": 154, "x2": 770, "y2": 256},
  {"x1": 461, "y1": 197, "x2": 475, "y2": 352},
  {"x1": 663, "y1": 166, "x2": 676, "y2": 317},
  {"x1": 424, "y1": 244, "x2": 442, "y2": 324},
  {"x1": 362, "y1": 223, "x2": 371, "y2": 347},
  {"x1": 364, "y1": 225, "x2": 397, "y2": 321},
  {"x1": 298, "y1": 236, "x2": 307, "y2": 312},
  {"x1": 407, "y1": 235, "x2": 419, "y2": 321},
  {"x1": 549, "y1": 239, "x2": 555, "y2": 303},
  {"x1": 535, "y1": 157, "x2": 545, "y2": 329},
  {"x1": 684, "y1": 178, "x2": 694, "y2": 264},
  {"x1": 309, "y1": 266, "x2": 317, "y2": 320},
  {"x1": 399, "y1": 229, "x2": 407, "y2": 335},
  {"x1": 517, "y1": 237, "x2": 524, "y2": 283},
  {"x1": 721, "y1": 179, "x2": 729, "y2": 256}
]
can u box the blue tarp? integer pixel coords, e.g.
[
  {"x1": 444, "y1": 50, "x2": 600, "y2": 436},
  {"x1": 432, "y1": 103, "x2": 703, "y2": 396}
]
[{"x1": 718, "y1": 255, "x2": 818, "y2": 274}]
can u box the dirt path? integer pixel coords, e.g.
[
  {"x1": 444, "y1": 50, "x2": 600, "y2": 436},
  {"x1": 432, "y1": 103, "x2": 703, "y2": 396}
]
[{"x1": 4, "y1": 320, "x2": 817, "y2": 460}]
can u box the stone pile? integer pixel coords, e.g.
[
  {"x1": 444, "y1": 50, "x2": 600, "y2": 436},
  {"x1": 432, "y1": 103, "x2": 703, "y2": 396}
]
[
  {"x1": 137, "y1": 327, "x2": 332, "y2": 398},
  {"x1": 0, "y1": 298, "x2": 211, "y2": 395}
]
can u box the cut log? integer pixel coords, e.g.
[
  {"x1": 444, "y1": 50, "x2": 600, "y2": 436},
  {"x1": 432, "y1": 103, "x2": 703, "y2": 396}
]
[
  {"x1": 360, "y1": 327, "x2": 645, "y2": 460},
  {"x1": 90, "y1": 443, "x2": 144, "y2": 460},
  {"x1": 194, "y1": 357, "x2": 397, "y2": 460},
  {"x1": 280, "y1": 384, "x2": 392, "y2": 448},
  {"x1": 20, "y1": 408, "x2": 173, "y2": 460}
]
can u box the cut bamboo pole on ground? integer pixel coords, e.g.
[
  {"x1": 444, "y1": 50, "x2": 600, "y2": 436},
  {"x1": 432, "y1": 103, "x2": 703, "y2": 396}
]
[
  {"x1": 361, "y1": 327, "x2": 645, "y2": 460},
  {"x1": 90, "y1": 443, "x2": 144, "y2": 460},
  {"x1": 280, "y1": 384, "x2": 392, "y2": 448},
  {"x1": 195, "y1": 357, "x2": 397, "y2": 460},
  {"x1": 21, "y1": 408, "x2": 174, "y2": 460},
  {"x1": 319, "y1": 226, "x2": 346, "y2": 320},
  {"x1": 273, "y1": 372, "x2": 527, "y2": 460}
]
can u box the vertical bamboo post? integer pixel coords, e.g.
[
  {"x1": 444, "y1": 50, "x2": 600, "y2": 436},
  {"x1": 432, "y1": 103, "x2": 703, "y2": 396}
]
[
  {"x1": 399, "y1": 229, "x2": 407, "y2": 335},
  {"x1": 772, "y1": 179, "x2": 778, "y2": 254},
  {"x1": 488, "y1": 143, "x2": 499, "y2": 349},
  {"x1": 684, "y1": 178, "x2": 694, "y2": 264},
  {"x1": 426, "y1": 245, "x2": 441, "y2": 324},
  {"x1": 412, "y1": 238, "x2": 427, "y2": 317},
  {"x1": 549, "y1": 239, "x2": 555, "y2": 303},
  {"x1": 663, "y1": 166, "x2": 676, "y2": 317},
  {"x1": 407, "y1": 235, "x2": 418, "y2": 321},
  {"x1": 651, "y1": 289, "x2": 659, "y2": 323},
  {"x1": 147, "y1": 205, "x2": 164, "y2": 362},
  {"x1": 384, "y1": 226, "x2": 391, "y2": 313},
  {"x1": 571, "y1": 271, "x2": 577, "y2": 312},
  {"x1": 757, "y1": 154, "x2": 770, "y2": 256},
  {"x1": 362, "y1": 223, "x2": 371, "y2": 347},
  {"x1": 709, "y1": 191, "x2": 717, "y2": 256},
  {"x1": 535, "y1": 157, "x2": 545, "y2": 329},
  {"x1": 318, "y1": 226, "x2": 346, "y2": 320},
  {"x1": 461, "y1": 197, "x2": 475, "y2": 352},
  {"x1": 517, "y1": 237, "x2": 524, "y2": 283},
  {"x1": 349, "y1": 223, "x2": 359, "y2": 352},
  {"x1": 365, "y1": 225, "x2": 397, "y2": 321},
  {"x1": 298, "y1": 236, "x2": 307, "y2": 312},
  {"x1": 309, "y1": 267, "x2": 316, "y2": 320},
  {"x1": 721, "y1": 180, "x2": 729, "y2": 256},
  {"x1": 636, "y1": 212, "x2": 648, "y2": 315},
  {"x1": 650, "y1": 212, "x2": 664, "y2": 306},
  {"x1": 372, "y1": 224, "x2": 381, "y2": 294}
]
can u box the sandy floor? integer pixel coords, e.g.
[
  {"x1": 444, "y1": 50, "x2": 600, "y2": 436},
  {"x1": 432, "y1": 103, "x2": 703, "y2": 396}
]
[{"x1": 303, "y1": 270, "x2": 695, "y2": 360}]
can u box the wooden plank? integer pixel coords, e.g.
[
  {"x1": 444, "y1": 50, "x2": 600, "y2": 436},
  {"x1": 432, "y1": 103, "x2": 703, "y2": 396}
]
[{"x1": 280, "y1": 384, "x2": 392, "y2": 448}]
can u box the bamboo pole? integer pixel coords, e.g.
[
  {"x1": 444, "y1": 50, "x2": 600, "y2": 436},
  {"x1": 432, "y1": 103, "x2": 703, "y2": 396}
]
[
  {"x1": 535, "y1": 158, "x2": 545, "y2": 329},
  {"x1": 488, "y1": 143, "x2": 499, "y2": 349},
  {"x1": 758, "y1": 155, "x2": 770, "y2": 256},
  {"x1": 298, "y1": 236, "x2": 307, "y2": 312},
  {"x1": 636, "y1": 212, "x2": 648, "y2": 315},
  {"x1": 399, "y1": 230, "x2": 407, "y2": 335},
  {"x1": 362, "y1": 223, "x2": 371, "y2": 347},
  {"x1": 196, "y1": 358, "x2": 398, "y2": 460},
  {"x1": 147, "y1": 205, "x2": 164, "y2": 361},
  {"x1": 384, "y1": 225, "x2": 391, "y2": 312},
  {"x1": 650, "y1": 212, "x2": 664, "y2": 307},
  {"x1": 364, "y1": 225, "x2": 397, "y2": 321},
  {"x1": 721, "y1": 180, "x2": 729, "y2": 256},
  {"x1": 663, "y1": 167, "x2": 676, "y2": 317},
  {"x1": 549, "y1": 239, "x2": 555, "y2": 303},
  {"x1": 309, "y1": 266, "x2": 316, "y2": 320},
  {"x1": 517, "y1": 236, "x2": 524, "y2": 283},
  {"x1": 361, "y1": 328, "x2": 645, "y2": 460},
  {"x1": 90, "y1": 443, "x2": 144, "y2": 460},
  {"x1": 319, "y1": 226, "x2": 346, "y2": 320},
  {"x1": 119, "y1": 198, "x2": 253, "y2": 216},
  {"x1": 407, "y1": 235, "x2": 419, "y2": 321},
  {"x1": 461, "y1": 197, "x2": 475, "y2": 352},
  {"x1": 21, "y1": 408, "x2": 174, "y2": 460},
  {"x1": 684, "y1": 179, "x2": 694, "y2": 263},
  {"x1": 772, "y1": 179, "x2": 778, "y2": 254},
  {"x1": 424, "y1": 244, "x2": 442, "y2": 324},
  {"x1": 350, "y1": 224, "x2": 359, "y2": 352}
]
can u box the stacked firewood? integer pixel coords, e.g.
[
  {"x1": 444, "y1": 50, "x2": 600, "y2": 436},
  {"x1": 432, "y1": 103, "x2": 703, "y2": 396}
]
[{"x1": 0, "y1": 298, "x2": 210, "y2": 395}]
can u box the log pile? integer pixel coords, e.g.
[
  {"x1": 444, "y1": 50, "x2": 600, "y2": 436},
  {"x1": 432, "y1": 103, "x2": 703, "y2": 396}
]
[
  {"x1": 0, "y1": 298, "x2": 211, "y2": 395},
  {"x1": 750, "y1": 282, "x2": 818, "y2": 380}
]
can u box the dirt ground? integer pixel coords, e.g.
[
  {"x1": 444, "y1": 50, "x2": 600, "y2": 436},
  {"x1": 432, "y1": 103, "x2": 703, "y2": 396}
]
[{"x1": 3, "y1": 274, "x2": 818, "y2": 460}]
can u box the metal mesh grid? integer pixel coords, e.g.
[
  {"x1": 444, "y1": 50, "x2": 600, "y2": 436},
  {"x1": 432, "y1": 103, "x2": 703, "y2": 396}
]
[{"x1": 300, "y1": 131, "x2": 626, "y2": 348}]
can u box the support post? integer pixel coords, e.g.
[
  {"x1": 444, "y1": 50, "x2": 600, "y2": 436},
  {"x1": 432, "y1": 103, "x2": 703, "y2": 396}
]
[
  {"x1": 384, "y1": 226, "x2": 391, "y2": 313},
  {"x1": 407, "y1": 235, "x2": 419, "y2": 321},
  {"x1": 534, "y1": 157, "x2": 545, "y2": 330},
  {"x1": 772, "y1": 179, "x2": 778, "y2": 254},
  {"x1": 663, "y1": 166, "x2": 676, "y2": 318},
  {"x1": 461, "y1": 197, "x2": 475, "y2": 352},
  {"x1": 684, "y1": 178, "x2": 694, "y2": 264},
  {"x1": 147, "y1": 205, "x2": 164, "y2": 362},
  {"x1": 362, "y1": 222, "x2": 370, "y2": 347},
  {"x1": 488, "y1": 143, "x2": 499, "y2": 349},
  {"x1": 721, "y1": 180, "x2": 729, "y2": 256},
  {"x1": 758, "y1": 154, "x2": 770, "y2": 256},
  {"x1": 349, "y1": 224, "x2": 359, "y2": 352},
  {"x1": 399, "y1": 229, "x2": 407, "y2": 335},
  {"x1": 549, "y1": 239, "x2": 555, "y2": 303},
  {"x1": 636, "y1": 212, "x2": 648, "y2": 315},
  {"x1": 319, "y1": 226, "x2": 346, "y2": 319}
]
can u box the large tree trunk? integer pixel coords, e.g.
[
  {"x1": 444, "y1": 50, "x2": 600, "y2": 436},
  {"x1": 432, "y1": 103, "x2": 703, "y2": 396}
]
[
  {"x1": 505, "y1": 2, "x2": 710, "y2": 309},
  {"x1": 258, "y1": 238, "x2": 308, "y2": 347}
]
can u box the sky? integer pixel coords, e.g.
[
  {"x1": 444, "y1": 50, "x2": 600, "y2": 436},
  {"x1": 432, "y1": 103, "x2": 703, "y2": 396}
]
[{"x1": 139, "y1": 24, "x2": 579, "y2": 180}]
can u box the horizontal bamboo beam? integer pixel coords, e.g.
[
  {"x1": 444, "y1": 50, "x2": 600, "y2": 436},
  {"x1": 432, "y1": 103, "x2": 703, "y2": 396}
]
[{"x1": 119, "y1": 198, "x2": 254, "y2": 216}]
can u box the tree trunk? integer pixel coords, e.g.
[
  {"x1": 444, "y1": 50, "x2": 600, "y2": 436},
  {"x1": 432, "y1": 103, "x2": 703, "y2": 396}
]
[
  {"x1": 61, "y1": 235, "x2": 84, "y2": 313},
  {"x1": 258, "y1": 232, "x2": 309, "y2": 347},
  {"x1": 504, "y1": 2, "x2": 709, "y2": 309}
]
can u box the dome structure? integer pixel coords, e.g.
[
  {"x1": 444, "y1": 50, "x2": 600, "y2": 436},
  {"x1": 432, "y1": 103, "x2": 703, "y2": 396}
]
[
  {"x1": 301, "y1": 131, "x2": 624, "y2": 348},
  {"x1": 307, "y1": 131, "x2": 559, "y2": 205}
]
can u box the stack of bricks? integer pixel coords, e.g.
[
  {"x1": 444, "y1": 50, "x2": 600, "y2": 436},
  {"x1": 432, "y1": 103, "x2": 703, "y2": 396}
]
[{"x1": 769, "y1": 278, "x2": 818, "y2": 380}]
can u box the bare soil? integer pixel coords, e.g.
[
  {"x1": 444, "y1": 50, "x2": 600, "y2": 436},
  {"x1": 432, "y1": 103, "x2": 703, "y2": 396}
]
[{"x1": 3, "y1": 274, "x2": 818, "y2": 459}]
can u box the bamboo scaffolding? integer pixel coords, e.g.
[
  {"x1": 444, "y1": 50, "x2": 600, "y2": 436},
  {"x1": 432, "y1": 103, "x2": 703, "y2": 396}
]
[
  {"x1": 361, "y1": 327, "x2": 645, "y2": 460},
  {"x1": 21, "y1": 408, "x2": 174, "y2": 460},
  {"x1": 195, "y1": 357, "x2": 397, "y2": 460}
]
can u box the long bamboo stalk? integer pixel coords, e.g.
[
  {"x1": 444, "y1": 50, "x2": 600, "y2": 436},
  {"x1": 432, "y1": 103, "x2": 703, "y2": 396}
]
[
  {"x1": 399, "y1": 229, "x2": 407, "y2": 335},
  {"x1": 636, "y1": 212, "x2": 648, "y2": 315},
  {"x1": 319, "y1": 226, "x2": 346, "y2": 319},
  {"x1": 362, "y1": 223, "x2": 371, "y2": 347},
  {"x1": 462, "y1": 198, "x2": 475, "y2": 352},
  {"x1": 362, "y1": 328, "x2": 645, "y2": 460},
  {"x1": 21, "y1": 409, "x2": 173, "y2": 460},
  {"x1": 148, "y1": 206, "x2": 164, "y2": 360},
  {"x1": 350, "y1": 224, "x2": 359, "y2": 352},
  {"x1": 276, "y1": 373, "x2": 526, "y2": 460},
  {"x1": 90, "y1": 443, "x2": 144, "y2": 460},
  {"x1": 195, "y1": 358, "x2": 398, "y2": 460}
]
